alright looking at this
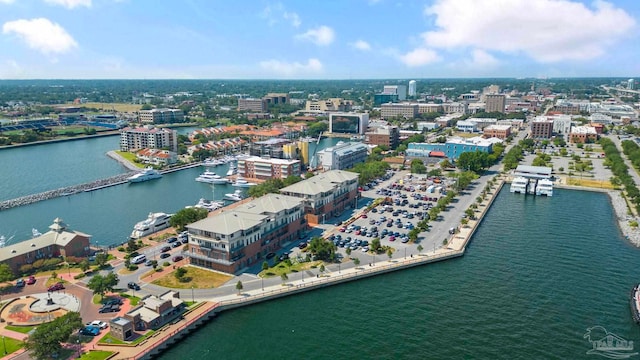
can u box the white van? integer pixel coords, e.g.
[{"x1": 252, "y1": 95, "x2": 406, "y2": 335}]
[{"x1": 131, "y1": 254, "x2": 147, "y2": 264}]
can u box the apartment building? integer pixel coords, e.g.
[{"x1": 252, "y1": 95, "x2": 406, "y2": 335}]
[
  {"x1": 305, "y1": 98, "x2": 353, "y2": 113},
  {"x1": 530, "y1": 118, "x2": 555, "y2": 139},
  {"x1": 120, "y1": 126, "x2": 178, "y2": 152},
  {"x1": 365, "y1": 126, "x2": 400, "y2": 149},
  {"x1": 237, "y1": 156, "x2": 301, "y2": 180},
  {"x1": 280, "y1": 170, "x2": 359, "y2": 225},
  {"x1": 316, "y1": 141, "x2": 368, "y2": 171},
  {"x1": 186, "y1": 194, "x2": 306, "y2": 274}
]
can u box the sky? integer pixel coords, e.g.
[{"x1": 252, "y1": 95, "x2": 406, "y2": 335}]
[{"x1": 0, "y1": 0, "x2": 638, "y2": 79}]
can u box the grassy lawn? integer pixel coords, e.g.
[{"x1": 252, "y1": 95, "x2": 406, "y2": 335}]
[
  {"x1": 5, "y1": 324, "x2": 36, "y2": 334},
  {"x1": 78, "y1": 350, "x2": 115, "y2": 360},
  {"x1": 118, "y1": 293, "x2": 141, "y2": 306},
  {"x1": 115, "y1": 151, "x2": 145, "y2": 168},
  {"x1": 93, "y1": 294, "x2": 122, "y2": 305},
  {"x1": 259, "y1": 260, "x2": 324, "y2": 278},
  {"x1": 99, "y1": 330, "x2": 155, "y2": 346},
  {"x1": 453, "y1": 132, "x2": 478, "y2": 138},
  {"x1": 566, "y1": 178, "x2": 615, "y2": 189},
  {"x1": 151, "y1": 266, "x2": 232, "y2": 289},
  {"x1": 2, "y1": 337, "x2": 24, "y2": 355}
]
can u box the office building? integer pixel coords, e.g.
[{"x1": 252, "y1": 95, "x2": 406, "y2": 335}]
[
  {"x1": 120, "y1": 126, "x2": 178, "y2": 152},
  {"x1": 483, "y1": 124, "x2": 512, "y2": 139},
  {"x1": 263, "y1": 93, "x2": 289, "y2": 105},
  {"x1": 328, "y1": 112, "x2": 369, "y2": 135},
  {"x1": 408, "y1": 80, "x2": 417, "y2": 97},
  {"x1": 138, "y1": 109, "x2": 184, "y2": 124},
  {"x1": 380, "y1": 103, "x2": 418, "y2": 120},
  {"x1": 530, "y1": 118, "x2": 554, "y2": 139},
  {"x1": 186, "y1": 194, "x2": 306, "y2": 274},
  {"x1": 406, "y1": 137, "x2": 496, "y2": 160},
  {"x1": 417, "y1": 103, "x2": 443, "y2": 114},
  {"x1": 238, "y1": 98, "x2": 267, "y2": 112},
  {"x1": 374, "y1": 93, "x2": 399, "y2": 106},
  {"x1": 305, "y1": 98, "x2": 353, "y2": 113},
  {"x1": 0, "y1": 218, "x2": 91, "y2": 274},
  {"x1": 316, "y1": 141, "x2": 368, "y2": 171},
  {"x1": 629, "y1": 79, "x2": 635, "y2": 90},
  {"x1": 280, "y1": 170, "x2": 359, "y2": 225},
  {"x1": 456, "y1": 120, "x2": 478, "y2": 133},
  {"x1": 485, "y1": 94, "x2": 506, "y2": 113},
  {"x1": 237, "y1": 156, "x2": 301, "y2": 180},
  {"x1": 365, "y1": 126, "x2": 400, "y2": 149},
  {"x1": 569, "y1": 126, "x2": 598, "y2": 144},
  {"x1": 383, "y1": 85, "x2": 407, "y2": 100}
]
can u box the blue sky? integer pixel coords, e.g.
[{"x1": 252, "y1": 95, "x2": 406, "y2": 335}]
[{"x1": 0, "y1": 0, "x2": 638, "y2": 79}]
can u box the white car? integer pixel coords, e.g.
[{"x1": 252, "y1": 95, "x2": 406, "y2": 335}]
[{"x1": 87, "y1": 320, "x2": 108, "y2": 329}]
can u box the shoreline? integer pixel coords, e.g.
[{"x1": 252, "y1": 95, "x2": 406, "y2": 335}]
[{"x1": 106, "y1": 150, "x2": 143, "y2": 171}]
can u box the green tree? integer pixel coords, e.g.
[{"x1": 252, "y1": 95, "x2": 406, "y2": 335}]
[
  {"x1": 262, "y1": 261, "x2": 269, "y2": 271},
  {"x1": 170, "y1": 207, "x2": 209, "y2": 232},
  {"x1": 461, "y1": 218, "x2": 469, "y2": 228},
  {"x1": 410, "y1": 159, "x2": 427, "y2": 174},
  {"x1": 417, "y1": 244, "x2": 424, "y2": 254},
  {"x1": 95, "y1": 252, "x2": 108, "y2": 268},
  {"x1": 175, "y1": 267, "x2": 187, "y2": 282},
  {"x1": 319, "y1": 264, "x2": 325, "y2": 275},
  {"x1": 236, "y1": 280, "x2": 243, "y2": 294},
  {"x1": 386, "y1": 248, "x2": 393, "y2": 260},
  {"x1": 353, "y1": 258, "x2": 360, "y2": 267},
  {"x1": 371, "y1": 238, "x2": 381, "y2": 253},
  {"x1": 79, "y1": 259, "x2": 90, "y2": 272},
  {"x1": 345, "y1": 247, "x2": 352, "y2": 256},
  {"x1": 87, "y1": 271, "x2": 119, "y2": 300},
  {"x1": 24, "y1": 311, "x2": 83, "y2": 360},
  {"x1": 281, "y1": 273, "x2": 288, "y2": 285},
  {"x1": 0, "y1": 263, "x2": 14, "y2": 282},
  {"x1": 307, "y1": 237, "x2": 337, "y2": 261}
]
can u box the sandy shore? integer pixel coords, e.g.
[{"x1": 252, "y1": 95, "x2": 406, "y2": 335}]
[{"x1": 106, "y1": 150, "x2": 140, "y2": 171}]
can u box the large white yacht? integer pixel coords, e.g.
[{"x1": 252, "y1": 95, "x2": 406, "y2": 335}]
[
  {"x1": 226, "y1": 163, "x2": 237, "y2": 176},
  {"x1": 130, "y1": 212, "x2": 172, "y2": 239},
  {"x1": 127, "y1": 167, "x2": 162, "y2": 183},
  {"x1": 195, "y1": 170, "x2": 231, "y2": 184},
  {"x1": 535, "y1": 178, "x2": 554, "y2": 197},
  {"x1": 510, "y1": 176, "x2": 528, "y2": 194},
  {"x1": 201, "y1": 158, "x2": 223, "y2": 167},
  {"x1": 224, "y1": 189, "x2": 244, "y2": 202},
  {"x1": 232, "y1": 176, "x2": 257, "y2": 187},
  {"x1": 193, "y1": 198, "x2": 225, "y2": 212}
]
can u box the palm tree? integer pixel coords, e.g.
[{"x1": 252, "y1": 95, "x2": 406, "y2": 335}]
[
  {"x1": 235, "y1": 281, "x2": 243, "y2": 295},
  {"x1": 280, "y1": 273, "x2": 288, "y2": 285}
]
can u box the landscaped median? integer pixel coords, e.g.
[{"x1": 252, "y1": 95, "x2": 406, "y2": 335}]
[
  {"x1": 78, "y1": 350, "x2": 116, "y2": 360},
  {"x1": 99, "y1": 330, "x2": 156, "y2": 347},
  {"x1": 149, "y1": 265, "x2": 232, "y2": 289}
]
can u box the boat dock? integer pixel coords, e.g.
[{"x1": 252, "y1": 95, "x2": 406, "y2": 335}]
[{"x1": 0, "y1": 163, "x2": 201, "y2": 211}]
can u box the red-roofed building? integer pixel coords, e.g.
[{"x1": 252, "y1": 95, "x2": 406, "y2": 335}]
[{"x1": 136, "y1": 148, "x2": 177, "y2": 165}]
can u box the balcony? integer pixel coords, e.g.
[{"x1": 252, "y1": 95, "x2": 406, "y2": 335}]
[{"x1": 185, "y1": 251, "x2": 234, "y2": 265}]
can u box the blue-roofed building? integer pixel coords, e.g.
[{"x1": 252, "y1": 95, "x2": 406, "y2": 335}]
[
  {"x1": 406, "y1": 137, "x2": 497, "y2": 160},
  {"x1": 316, "y1": 141, "x2": 368, "y2": 170}
]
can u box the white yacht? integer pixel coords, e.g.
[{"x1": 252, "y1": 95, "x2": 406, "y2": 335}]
[
  {"x1": 226, "y1": 163, "x2": 237, "y2": 176},
  {"x1": 130, "y1": 212, "x2": 172, "y2": 239},
  {"x1": 127, "y1": 167, "x2": 162, "y2": 183},
  {"x1": 232, "y1": 176, "x2": 257, "y2": 187},
  {"x1": 510, "y1": 176, "x2": 528, "y2": 194},
  {"x1": 224, "y1": 189, "x2": 244, "y2": 202},
  {"x1": 201, "y1": 158, "x2": 223, "y2": 167},
  {"x1": 535, "y1": 178, "x2": 554, "y2": 197},
  {"x1": 194, "y1": 198, "x2": 225, "y2": 212},
  {"x1": 195, "y1": 170, "x2": 231, "y2": 184}
]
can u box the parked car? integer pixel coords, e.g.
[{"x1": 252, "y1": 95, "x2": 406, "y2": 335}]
[
  {"x1": 145, "y1": 260, "x2": 154, "y2": 266},
  {"x1": 172, "y1": 255, "x2": 184, "y2": 262},
  {"x1": 98, "y1": 305, "x2": 120, "y2": 313},
  {"x1": 160, "y1": 246, "x2": 171, "y2": 253},
  {"x1": 127, "y1": 282, "x2": 140, "y2": 290},
  {"x1": 15, "y1": 279, "x2": 25, "y2": 287},
  {"x1": 171, "y1": 241, "x2": 181, "y2": 248},
  {"x1": 47, "y1": 282, "x2": 64, "y2": 292},
  {"x1": 160, "y1": 253, "x2": 170, "y2": 259},
  {"x1": 266, "y1": 252, "x2": 276, "y2": 259},
  {"x1": 105, "y1": 298, "x2": 123, "y2": 306},
  {"x1": 279, "y1": 253, "x2": 289, "y2": 262},
  {"x1": 79, "y1": 326, "x2": 101, "y2": 336},
  {"x1": 86, "y1": 320, "x2": 108, "y2": 329},
  {"x1": 298, "y1": 242, "x2": 308, "y2": 249},
  {"x1": 167, "y1": 237, "x2": 178, "y2": 243},
  {"x1": 26, "y1": 275, "x2": 36, "y2": 285}
]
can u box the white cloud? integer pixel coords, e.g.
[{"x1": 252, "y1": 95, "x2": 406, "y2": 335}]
[
  {"x1": 44, "y1": 0, "x2": 91, "y2": 9},
  {"x1": 422, "y1": 0, "x2": 636, "y2": 62},
  {"x1": 398, "y1": 48, "x2": 440, "y2": 67},
  {"x1": 283, "y1": 12, "x2": 301, "y2": 28},
  {"x1": 3, "y1": 18, "x2": 78, "y2": 55},
  {"x1": 351, "y1": 40, "x2": 371, "y2": 51},
  {"x1": 260, "y1": 2, "x2": 283, "y2": 26},
  {"x1": 0, "y1": 0, "x2": 16, "y2": 4},
  {"x1": 295, "y1": 26, "x2": 335, "y2": 46},
  {"x1": 469, "y1": 49, "x2": 499, "y2": 67},
  {"x1": 259, "y1": 58, "x2": 323, "y2": 77}
]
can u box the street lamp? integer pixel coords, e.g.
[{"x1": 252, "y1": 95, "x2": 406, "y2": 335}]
[
  {"x1": 338, "y1": 262, "x2": 341, "y2": 274},
  {"x1": 76, "y1": 339, "x2": 80, "y2": 358},
  {"x1": 404, "y1": 248, "x2": 407, "y2": 259},
  {"x1": 3, "y1": 335, "x2": 6, "y2": 355},
  {"x1": 191, "y1": 286, "x2": 194, "y2": 303},
  {"x1": 261, "y1": 277, "x2": 264, "y2": 291}
]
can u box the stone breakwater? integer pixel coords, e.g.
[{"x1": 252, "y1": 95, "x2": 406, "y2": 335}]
[
  {"x1": 608, "y1": 190, "x2": 640, "y2": 247},
  {"x1": 0, "y1": 173, "x2": 132, "y2": 211}
]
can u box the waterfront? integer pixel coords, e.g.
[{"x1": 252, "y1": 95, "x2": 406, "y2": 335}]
[
  {"x1": 158, "y1": 188, "x2": 640, "y2": 359},
  {"x1": 0, "y1": 135, "x2": 342, "y2": 246}
]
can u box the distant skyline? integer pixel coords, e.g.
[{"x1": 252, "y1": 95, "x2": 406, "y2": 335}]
[{"x1": 0, "y1": 0, "x2": 638, "y2": 80}]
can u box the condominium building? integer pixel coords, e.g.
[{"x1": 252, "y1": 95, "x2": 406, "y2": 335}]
[
  {"x1": 316, "y1": 141, "x2": 368, "y2": 171},
  {"x1": 408, "y1": 80, "x2": 417, "y2": 97},
  {"x1": 138, "y1": 109, "x2": 184, "y2": 124},
  {"x1": 237, "y1": 156, "x2": 301, "y2": 180},
  {"x1": 280, "y1": 170, "x2": 359, "y2": 225},
  {"x1": 485, "y1": 94, "x2": 506, "y2": 113},
  {"x1": 406, "y1": 137, "x2": 496, "y2": 160},
  {"x1": 365, "y1": 126, "x2": 400, "y2": 149},
  {"x1": 185, "y1": 194, "x2": 306, "y2": 274},
  {"x1": 380, "y1": 103, "x2": 418, "y2": 120},
  {"x1": 305, "y1": 98, "x2": 353, "y2": 113},
  {"x1": 120, "y1": 126, "x2": 178, "y2": 152},
  {"x1": 483, "y1": 124, "x2": 512, "y2": 139},
  {"x1": 530, "y1": 118, "x2": 554, "y2": 139},
  {"x1": 238, "y1": 98, "x2": 267, "y2": 112}
]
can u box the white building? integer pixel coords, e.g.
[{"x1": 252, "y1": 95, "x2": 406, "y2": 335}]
[
  {"x1": 456, "y1": 120, "x2": 478, "y2": 133},
  {"x1": 120, "y1": 126, "x2": 178, "y2": 152},
  {"x1": 408, "y1": 80, "x2": 417, "y2": 97},
  {"x1": 138, "y1": 109, "x2": 184, "y2": 124},
  {"x1": 316, "y1": 141, "x2": 368, "y2": 171},
  {"x1": 328, "y1": 112, "x2": 369, "y2": 135}
]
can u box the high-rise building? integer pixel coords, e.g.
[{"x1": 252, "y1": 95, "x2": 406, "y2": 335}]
[
  {"x1": 316, "y1": 142, "x2": 368, "y2": 171},
  {"x1": 120, "y1": 126, "x2": 178, "y2": 152},
  {"x1": 365, "y1": 126, "x2": 400, "y2": 149},
  {"x1": 530, "y1": 118, "x2": 554, "y2": 139},
  {"x1": 485, "y1": 94, "x2": 506, "y2": 113},
  {"x1": 383, "y1": 85, "x2": 407, "y2": 100},
  {"x1": 629, "y1": 79, "x2": 635, "y2": 90},
  {"x1": 408, "y1": 80, "x2": 417, "y2": 97},
  {"x1": 380, "y1": 103, "x2": 418, "y2": 119},
  {"x1": 238, "y1": 98, "x2": 267, "y2": 112},
  {"x1": 138, "y1": 109, "x2": 184, "y2": 124}
]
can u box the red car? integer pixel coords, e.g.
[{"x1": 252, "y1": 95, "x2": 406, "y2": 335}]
[
  {"x1": 26, "y1": 275, "x2": 36, "y2": 285},
  {"x1": 48, "y1": 282, "x2": 64, "y2": 292},
  {"x1": 339, "y1": 227, "x2": 346, "y2": 232},
  {"x1": 361, "y1": 214, "x2": 368, "y2": 219}
]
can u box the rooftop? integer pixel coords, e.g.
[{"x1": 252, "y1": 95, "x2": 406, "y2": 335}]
[
  {"x1": 188, "y1": 211, "x2": 267, "y2": 236},
  {"x1": 280, "y1": 170, "x2": 358, "y2": 196}
]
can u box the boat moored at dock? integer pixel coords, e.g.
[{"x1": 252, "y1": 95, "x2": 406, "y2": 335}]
[
  {"x1": 535, "y1": 179, "x2": 554, "y2": 196},
  {"x1": 232, "y1": 176, "x2": 257, "y2": 187},
  {"x1": 510, "y1": 177, "x2": 528, "y2": 194},
  {"x1": 195, "y1": 170, "x2": 231, "y2": 184},
  {"x1": 224, "y1": 189, "x2": 244, "y2": 202},
  {"x1": 130, "y1": 212, "x2": 172, "y2": 239},
  {"x1": 127, "y1": 167, "x2": 162, "y2": 183},
  {"x1": 631, "y1": 284, "x2": 640, "y2": 324}
]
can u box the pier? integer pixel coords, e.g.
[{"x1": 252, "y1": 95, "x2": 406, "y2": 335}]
[{"x1": 0, "y1": 163, "x2": 201, "y2": 211}]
